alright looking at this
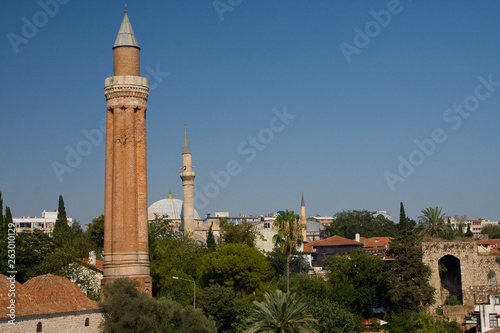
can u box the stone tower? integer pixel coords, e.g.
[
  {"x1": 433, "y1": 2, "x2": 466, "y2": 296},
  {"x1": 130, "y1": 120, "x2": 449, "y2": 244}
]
[
  {"x1": 180, "y1": 124, "x2": 196, "y2": 236},
  {"x1": 300, "y1": 193, "x2": 307, "y2": 242},
  {"x1": 102, "y1": 8, "x2": 152, "y2": 296}
]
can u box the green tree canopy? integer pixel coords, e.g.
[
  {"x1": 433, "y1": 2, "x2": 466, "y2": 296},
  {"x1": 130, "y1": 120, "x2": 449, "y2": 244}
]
[
  {"x1": 199, "y1": 284, "x2": 246, "y2": 333},
  {"x1": 384, "y1": 230, "x2": 435, "y2": 313},
  {"x1": 86, "y1": 214, "x2": 104, "y2": 254},
  {"x1": 206, "y1": 222, "x2": 216, "y2": 252},
  {"x1": 327, "y1": 247, "x2": 386, "y2": 317},
  {"x1": 307, "y1": 297, "x2": 363, "y2": 333},
  {"x1": 398, "y1": 202, "x2": 416, "y2": 233},
  {"x1": 198, "y1": 243, "x2": 276, "y2": 300},
  {"x1": 246, "y1": 289, "x2": 317, "y2": 333},
  {"x1": 482, "y1": 225, "x2": 500, "y2": 239},
  {"x1": 465, "y1": 225, "x2": 474, "y2": 238},
  {"x1": 149, "y1": 231, "x2": 205, "y2": 299},
  {"x1": 273, "y1": 210, "x2": 304, "y2": 292},
  {"x1": 268, "y1": 247, "x2": 309, "y2": 280},
  {"x1": 219, "y1": 219, "x2": 259, "y2": 248},
  {"x1": 100, "y1": 278, "x2": 216, "y2": 333},
  {"x1": 10, "y1": 230, "x2": 55, "y2": 283},
  {"x1": 323, "y1": 210, "x2": 398, "y2": 239},
  {"x1": 416, "y1": 207, "x2": 447, "y2": 239},
  {"x1": 53, "y1": 195, "x2": 71, "y2": 246},
  {"x1": 389, "y1": 311, "x2": 461, "y2": 333}
]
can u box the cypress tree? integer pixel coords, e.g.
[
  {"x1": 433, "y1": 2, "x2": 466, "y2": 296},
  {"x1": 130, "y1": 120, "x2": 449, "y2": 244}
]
[
  {"x1": 4, "y1": 206, "x2": 13, "y2": 226},
  {"x1": 465, "y1": 225, "x2": 473, "y2": 238},
  {"x1": 206, "y1": 222, "x2": 216, "y2": 251},
  {"x1": 399, "y1": 202, "x2": 407, "y2": 224},
  {"x1": 53, "y1": 195, "x2": 71, "y2": 245}
]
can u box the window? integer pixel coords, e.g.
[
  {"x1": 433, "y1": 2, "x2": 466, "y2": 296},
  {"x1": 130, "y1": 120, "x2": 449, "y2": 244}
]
[
  {"x1": 85, "y1": 318, "x2": 90, "y2": 326},
  {"x1": 495, "y1": 296, "x2": 500, "y2": 305},
  {"x1": 36, "y1": 322, "x2": 42, "y2": 332},
  {"x1": 490, "y1": 313, "x2": 498, "y2": 328},
  {"x1": 263, "y1": 222, "x2": 271, "y2": 229}
]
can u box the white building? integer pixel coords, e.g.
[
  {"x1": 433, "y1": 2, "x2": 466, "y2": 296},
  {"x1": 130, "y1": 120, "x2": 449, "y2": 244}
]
[
  {"x1": 474, "y1": 292, "x2": 500, "y2": 332},
  {"x1": 373, "y1": 210, "x2": 392, "y2": 221},
  {"x1": 13, "y1": 210, "x2": 73, "y2": 235}
]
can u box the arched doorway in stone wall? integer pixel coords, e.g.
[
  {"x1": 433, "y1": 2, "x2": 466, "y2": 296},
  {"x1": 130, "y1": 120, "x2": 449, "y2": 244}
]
[{"x1": 438, "y1": 255, "x2": 463, "y2": 304}]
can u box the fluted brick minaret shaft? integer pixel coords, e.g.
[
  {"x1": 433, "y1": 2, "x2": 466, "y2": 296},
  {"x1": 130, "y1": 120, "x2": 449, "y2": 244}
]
[
  {"x1": 102, "y1": 8, "x2": 152, "y2": 296},
  {"x1": 300, "y1": 193, "x2": 307, "y2": 242},
  {"x1": 180, "y1": 124, "x2": 196, "y2": 236}
]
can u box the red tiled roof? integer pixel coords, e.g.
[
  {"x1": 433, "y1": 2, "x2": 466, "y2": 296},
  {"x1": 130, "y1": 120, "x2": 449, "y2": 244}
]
[
  {"x1": 80, "y1": 258, "x2": 104, "y2": 271},
  {"x1": 303, "y1": 235, "x2": 361, "y2": 253},
  {"x1": 23, "y1": 274, "x2": 100, "y2": 315},
  {"x1": 477, "y1": 239, "x2": 500, "y2": 246},
  {"x1": 0, "y1": 274, "x2": 101, "y2": 317},
  {"x1": 359, "y1": 237, "x2": 392, "y2": 249},
  {"x1": 0, "y1": 274, "x2": 40, "y2": 317}
]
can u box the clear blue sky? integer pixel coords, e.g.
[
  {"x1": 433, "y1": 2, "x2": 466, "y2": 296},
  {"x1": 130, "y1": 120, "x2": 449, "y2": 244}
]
[{"x1": 1, "y1": 1, "x2": 499, "y2": 227}]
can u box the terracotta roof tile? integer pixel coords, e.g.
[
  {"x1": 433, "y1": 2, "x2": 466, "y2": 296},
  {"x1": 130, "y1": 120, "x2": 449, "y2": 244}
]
[
  {"x1": 477, "y1": 239, "x2": 500, "y2": 246},
  {"x1": 303, "y1": 235, "x2": 361, "y2": 253},
  {"x1": 0, "y1": 274, "x2": 41, "y2": 317},
  {"x1": 359, "y1": 237, "x2": 392, "y2": 249},
  {"x1": 21, "y1": 274, "x2": 100, "y2": 316},
  {"x1": 80, "y1": 258, "x2": 104, "y2": 271}
]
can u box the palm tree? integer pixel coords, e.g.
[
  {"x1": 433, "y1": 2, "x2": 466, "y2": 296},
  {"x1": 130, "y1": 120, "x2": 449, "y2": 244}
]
[
  {"x1": 246, "y1": 289, "x2": 317, "y2": 333},
  {"x1": 273, "y1": 210, "x2": 303, "y2": 293},
  {"x1": 417, "y1": 207, "x2": 446, "y2": 238}
]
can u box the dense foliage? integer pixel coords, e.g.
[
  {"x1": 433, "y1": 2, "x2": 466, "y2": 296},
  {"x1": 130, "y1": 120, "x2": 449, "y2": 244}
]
[
  {"x1": 273, "y1": 210, "x2": 304, "y2": 292},
  {"x1": 101, "y1": 278, "x2": 216, "y2": 333},
  {"x1": 2, "y1": 192, "x2": 469, "y2": 332},
  {"x1": 328, "y1": 248, "x2": 386, "y2": 317},
  {"x1": 246, "y1": 289, "x2": 317, "y2": 333},
  {"x1": 323, "y1": 210, "x2": 398, "y2": 239},
  {"x1": 198, "y1": 243, "x2": 276, "y2": 300},
  {"x1": 219, "y1": 219, "x2": 259, "y2": 248},
  {"x1": 384, "y1": 230, "x2": 435, "y2": 312}
]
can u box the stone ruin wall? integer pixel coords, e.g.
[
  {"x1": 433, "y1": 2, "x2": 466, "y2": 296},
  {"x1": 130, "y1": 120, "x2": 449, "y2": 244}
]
[{"x1": 422, "y1": 241, "x2": 500, "y2": 308}]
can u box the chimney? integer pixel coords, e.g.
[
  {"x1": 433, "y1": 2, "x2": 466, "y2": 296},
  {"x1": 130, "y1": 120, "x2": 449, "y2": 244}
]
[{"x1": 355, "y1": 233, "x2": 360, "y2": 242}]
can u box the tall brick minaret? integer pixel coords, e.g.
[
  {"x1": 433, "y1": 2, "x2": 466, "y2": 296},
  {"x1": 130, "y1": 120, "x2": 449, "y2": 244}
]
[
  {"x1": 180, "y1": 124, "x2": 196, "y2": 236},
  {"x1": 300, "y1": 193, "x2": 307, "y2": 242},
  {"x1": 102, "y1": 8, "x2": 152, "y2": 296}
]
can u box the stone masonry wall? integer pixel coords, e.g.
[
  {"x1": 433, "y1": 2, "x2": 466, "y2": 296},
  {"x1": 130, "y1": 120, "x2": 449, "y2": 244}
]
[
  {"x1": 0, "y1": 310, "x2": 103, "y2": 333},
  {"x1": 422, "y1": 241, "x2": 500, "y2": 308}
]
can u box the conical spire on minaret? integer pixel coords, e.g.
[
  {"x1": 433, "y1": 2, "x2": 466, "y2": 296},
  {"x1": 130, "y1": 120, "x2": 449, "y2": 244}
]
[
  {"x1": 301, "y1": 192, "x2": 305, "y2": 207},
  {"x1": 113, "y1": 5, "x2": 140, "y2": 49},
  {"x1": 182, "y1": 123, "x2": 191, "y2": 155}
]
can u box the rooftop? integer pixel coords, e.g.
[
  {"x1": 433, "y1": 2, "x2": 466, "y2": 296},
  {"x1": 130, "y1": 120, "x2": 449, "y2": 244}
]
[{"x1": 0, "y1": 274, "x2": 100, "y2": 317}]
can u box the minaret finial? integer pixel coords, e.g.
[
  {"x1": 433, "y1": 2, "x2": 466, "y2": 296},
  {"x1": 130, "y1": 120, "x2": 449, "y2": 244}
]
[
  {"x1": 182, "y1": 123, "x2": 191, "y2": 154},
  {"x1": 301, "y1": 192, "x2": 305, "y2": 207},
  {"x1": 113, "y1": 4, "x2": 139, "y2": 49}
]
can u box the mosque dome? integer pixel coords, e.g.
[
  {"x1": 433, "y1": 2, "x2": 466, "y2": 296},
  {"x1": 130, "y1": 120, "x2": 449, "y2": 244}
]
[{"x1": 148, "y1": 193, "x2": 201, "y2": 220}]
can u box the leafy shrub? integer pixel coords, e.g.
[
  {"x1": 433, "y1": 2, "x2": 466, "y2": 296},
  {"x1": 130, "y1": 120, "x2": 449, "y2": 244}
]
[{"x1": 445, "y1": 295, "x2": 461, "y2": 306}]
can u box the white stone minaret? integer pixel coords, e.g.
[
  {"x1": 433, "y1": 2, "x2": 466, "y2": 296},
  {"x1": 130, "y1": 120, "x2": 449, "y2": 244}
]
[
  {"x1": 300, "y1": 193, "x2": 307, "y2": 242},
  {"x1": 180, "y1": 124, "x2": 196, "y2": 236},
  {"x1": 102, "y1": 8, "x2": 152, "y2": 297}
]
